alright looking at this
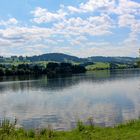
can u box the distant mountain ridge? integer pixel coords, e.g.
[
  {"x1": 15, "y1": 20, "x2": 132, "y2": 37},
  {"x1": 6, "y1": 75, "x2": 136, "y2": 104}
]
[{"x1": 26, "y1": 53, "x2": 137, "y2": 64}]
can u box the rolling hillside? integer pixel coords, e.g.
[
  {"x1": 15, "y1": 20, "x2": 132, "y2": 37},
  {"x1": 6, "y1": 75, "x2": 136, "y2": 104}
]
[
  {"x1": 87, "y1": 56, "x2": 137, "y2": 64},
  {"x1": 0, "y1": 53, "x2": 138, "y2": 64},
  {"x1": 27, "y1": 53, "x2": 137, "y2": 64},
  {"x1": 27, "y1": 53, "x2": 84, "y2": 62}
]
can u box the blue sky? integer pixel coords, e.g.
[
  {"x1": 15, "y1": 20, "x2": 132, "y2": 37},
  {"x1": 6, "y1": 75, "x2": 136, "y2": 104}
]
[{"x1": 0, "y1": 0, "x2": 140, "y2": 57}]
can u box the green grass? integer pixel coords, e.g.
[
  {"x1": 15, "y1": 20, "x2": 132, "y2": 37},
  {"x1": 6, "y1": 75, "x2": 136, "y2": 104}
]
[
  {"x1": 86, "y1": 62, "x2": 110, "y2": 70},
  {"x1": 1, "y1": 119, "x2": 140, "y2": 140},
  {"x1": 86, "y1": 62, "x2": 131, "y2": 71},
  {"x1": 0, "y1": 61, "x2": 55, "y2": 68}
]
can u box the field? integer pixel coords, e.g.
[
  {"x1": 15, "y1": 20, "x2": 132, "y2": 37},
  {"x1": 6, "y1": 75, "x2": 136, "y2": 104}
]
[
  {"x1": 85, "y1": 62, "x2": 130, "y2": 71},
  {"x1": 86, "y1": 62, "x2": 110, "y2": 70}
]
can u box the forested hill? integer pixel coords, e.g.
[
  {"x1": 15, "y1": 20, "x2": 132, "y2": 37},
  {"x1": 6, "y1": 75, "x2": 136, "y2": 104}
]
[
  {"x1": 0, "y1": 53, "x2": 138, "y2": 64},
  {"x1": 27, "y1": 53, "x2": 84, "y2": 62},
  {"x1": 88, "y1": 56, "x2": 137, "y2": 64},
  {"x1": 27, "y1": 53, "x2": 137, "y2": 64}
]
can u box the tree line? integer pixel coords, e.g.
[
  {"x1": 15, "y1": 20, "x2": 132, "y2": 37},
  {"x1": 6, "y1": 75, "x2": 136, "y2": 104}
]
[{"x1": 0, "y1": 62, "x2": 86, "y2": 77}]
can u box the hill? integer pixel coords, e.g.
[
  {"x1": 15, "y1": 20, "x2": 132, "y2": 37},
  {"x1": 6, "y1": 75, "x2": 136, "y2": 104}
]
[
  {"x1": 27, "y1": 53, "x2": 83, "y2": 62},
  {"x1": 26, "y1": 53, "x2": 137, "y2": 64},
  {"x1": 87, "y1": 56, "x2": 137, "y2": 64},
  {"x1": 0, "y1": 53, "x2": 138, "y2": 64}
]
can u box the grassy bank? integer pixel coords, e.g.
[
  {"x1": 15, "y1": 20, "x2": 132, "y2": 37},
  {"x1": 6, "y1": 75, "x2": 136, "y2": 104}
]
[{"x1": 1, "y1": 119, "x2": 140, "y2": 140}]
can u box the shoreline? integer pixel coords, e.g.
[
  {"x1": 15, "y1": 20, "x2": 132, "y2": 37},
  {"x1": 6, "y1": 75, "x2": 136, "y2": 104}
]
[
  {"x1": 0, "y1": 67, "x2": 140, "y2": 77},
  {"x1": 0, "y1": 119, "x2": 140, "y2": 139}
]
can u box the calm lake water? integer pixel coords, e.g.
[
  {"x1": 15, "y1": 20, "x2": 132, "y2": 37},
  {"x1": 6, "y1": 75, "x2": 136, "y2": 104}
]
[{"x1": 0, "y1": 69, "x2": 140, "y2": 130}]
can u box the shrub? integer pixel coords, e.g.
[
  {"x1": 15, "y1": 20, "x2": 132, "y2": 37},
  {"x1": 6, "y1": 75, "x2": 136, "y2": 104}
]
[{"x1": 77, "y1": 121, "x2": 85, "y2": 132}]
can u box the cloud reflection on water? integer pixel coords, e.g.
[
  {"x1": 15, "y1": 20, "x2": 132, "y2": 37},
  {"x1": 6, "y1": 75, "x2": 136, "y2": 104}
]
[{"x1": 0, "y1": 69, "x2": 140, "y2": 130}]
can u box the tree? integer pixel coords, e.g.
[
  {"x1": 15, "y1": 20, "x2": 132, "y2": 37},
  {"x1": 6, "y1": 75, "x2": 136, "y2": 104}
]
[
  {"x1": 137, "y1": 61, "x2": 140, "y2": 68},
  {"x1": 72, "y1": 65, "x2": 86, "y2": 73},
  {"x1": 47, "y1": 63, "x2": 59, "y2": 71},
  {"x1": 5, "y1": 69, "x2": 13, "y2": 76},
  {"x1": 0, "y1": 68, "x2": 4, "y2": 76},
  {"x1": 110, "y1": 63, "x2": 118, "y2": 70}
]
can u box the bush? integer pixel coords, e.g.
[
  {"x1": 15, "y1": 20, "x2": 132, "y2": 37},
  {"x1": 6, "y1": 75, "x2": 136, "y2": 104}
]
[
  {"x1": 0, "y1": 119, "x2": 15, "y2": 135},
  {"x1": 77, "y1": 121, "x2": 85, "y2": 132}
]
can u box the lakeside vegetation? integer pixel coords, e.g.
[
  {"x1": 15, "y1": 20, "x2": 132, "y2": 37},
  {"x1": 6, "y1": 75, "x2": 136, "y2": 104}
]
[
  {"x1": 0, "y1": 62, "x2": 86, "y2": 77},
  {"x1": 1, "y1": 119, "x2": 140, "y2": 140},
  {"x1": 0, "y1": 61, "x2": 139, "y2": 77},
  {"x1": 0, "y1": 53, "x2": 140, "y2": 77}
]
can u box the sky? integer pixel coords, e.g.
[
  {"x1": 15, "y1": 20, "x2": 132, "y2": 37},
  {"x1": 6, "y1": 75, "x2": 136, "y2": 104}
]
[{"x1": 0, "y1": 0, "x2": 140, "y2": 57}]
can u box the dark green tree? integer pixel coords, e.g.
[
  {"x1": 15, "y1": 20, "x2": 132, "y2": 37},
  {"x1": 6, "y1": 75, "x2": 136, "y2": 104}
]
[{"x1": 0, "y1": 68, "x2": 4, "y2": 76}]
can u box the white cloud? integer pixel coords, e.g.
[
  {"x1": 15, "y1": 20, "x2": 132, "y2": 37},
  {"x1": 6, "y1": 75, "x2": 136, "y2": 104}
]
[
  {"x1": 31, "y1": 7, "x2": 67, "y2": 23},
  {"x1": 67, "y1": 0, "x2": 140, "y2": 15},
  {"x1": 47, "y1": 41, "x2": 139, "y2": 58},
  {"x1": 0, "y1": 26, "x2": 54, "y2": 44},
  {"x1": 67, "y1": 6, "x2": 81, "y2": 13},
  {"x1": 54, "y1": 14, "x2": 114, "y2": 36},
  {"x1": 0, "y1": 26, "x2": 56, "y2": 56},
  {"x1": 0, "y1": 0, "x2": 140, "y2": 57},
  {"x1": 0, "y1": 18, "x2": 18, "y2": 26},
  {"x1": 71, "y1": 43, "x2": 139, "y2": 57},
  {"x1": 65, "y1": 0, "x2": 117, "y2": 14},
  {"x1": 118, "y1": 14, "x2": 136, "y2": 27},
  {"x1": 80, "y1": 0, "x2": 116, "y2": 13},
  {"x1": 118, "y1": 13, "x2": 140, "y2": 43},
  {"x1": 113, "y1": 0, "x2": 140, "y2": 15}
]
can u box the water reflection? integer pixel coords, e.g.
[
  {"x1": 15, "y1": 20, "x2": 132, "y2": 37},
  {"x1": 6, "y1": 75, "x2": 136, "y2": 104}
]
[{"x1": 0, "y1": 69, "x2": 140, "y2": 130}]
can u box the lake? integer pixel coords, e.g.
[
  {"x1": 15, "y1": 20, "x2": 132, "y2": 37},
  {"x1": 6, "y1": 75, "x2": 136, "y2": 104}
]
[{"x1": 0, "y1": 69, "x2": 140, "y2": 130}]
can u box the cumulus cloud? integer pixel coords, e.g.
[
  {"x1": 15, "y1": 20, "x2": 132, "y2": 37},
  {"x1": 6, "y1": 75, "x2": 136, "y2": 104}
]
[
  {"x1": 118, "y1": 14, "x2": 136, "y2": 27},
  {"x1": 31, "y1": 7, "x2": 67, "y2": 23},
  {"x1": 54, "y1": 14, "x2": 114, "y2": 37},
  {"x1": 79, "y1": 0, "x2": 116, "y2": 13},
  {"x1": 67, "y1": 6, "x2": 81, "y2": 13},
  {"x1": 0, "y1": 26, "x2": 54, "y2": 44},
  {"x1": 0, "y1": 26, "x2": 55, "y2": 56},
  {"x1": 113, "y1": 0, "x2": 140, "y2": 15},
  {"x1": 67, "y1": 0, "x2": 140, "y2": 15},
  {"x1": 0, "y1": 0, "x2": 140, "y2": 57},
  {"x1": 47, "y1": 42, "x2": 139, "y2": 58},
  {"x1": 118, "y1": 13, "x2": 140, "y2": 43},
  {"x1": 0, "y1": 18, "x2": 18, "y2": 26}
]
